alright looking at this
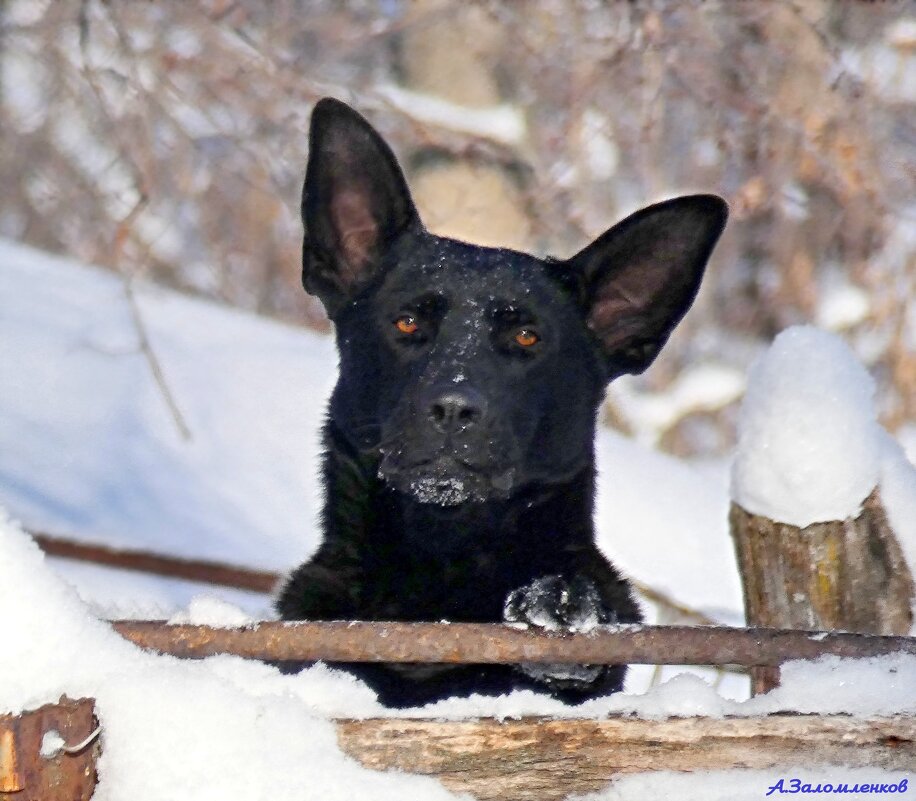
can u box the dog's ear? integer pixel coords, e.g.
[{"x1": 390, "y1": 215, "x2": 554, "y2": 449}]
[
  {"x1": 301, "y1": 98, "x2": 420, "y2": 317},
  {"x1": 566, "y1": 194, "x2": 727, "y2": 376}
]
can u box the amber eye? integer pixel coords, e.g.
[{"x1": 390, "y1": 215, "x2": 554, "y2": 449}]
[
  {"x1": 395, "y1": 315, "x2": 419, "y2": 335},
  {"x1": 514, "y1": 328, "x2": 539, "y2": 347}
]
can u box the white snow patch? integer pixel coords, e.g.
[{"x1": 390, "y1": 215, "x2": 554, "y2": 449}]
[
  {"x1": 402, "y1": 650, "x2": 916, "y2": 722},
  {"x1": 898, "y1": 424, "x2": 916, "y2": 465},
  {"x1": 693, "y1": 138, "x2": 720, "y2": 168},
  {"x1": 595, "y1": 430, "x2": 743, "y2": 621},
  {"x1": 580, "y1": 108, "x2": 619, "y2": 180},
  {"x1": 3, "y1": 508, "x2": 916, "y2": 801},
  {"x1": 0, "y1": 512, "x2": 465, "y2": 801},
  {"x1": 815, "y1": 279, "x2": 870, "y2": 331},
  {"x1": 39, "y1": 729, "x2": 69, "y2": 758},
  {"x1": 609, "y1": 363, "x2": 745, "y2": 444},
  {"x1": 738, "y1": 651, "x2": 916, "y2": 719},
  {"x1": 168, "y1": 595, "x2": 254, "y2": 628},
  {"x1": 0, "y1": 238, "x2": 335, "y2": 584},
  {"x1": 887, "y1": 17, "x2": 916, "y2": 49},
  {"x1": 777, "y1": 181, "x2": 809, "y2": 222},
  {"x1": 50, "y1": 558, "x2": 275, "y2": 620},
  {"x1": 840, "y1": 40, "x2": 916, "y2": 104},
  {"x1": 374, "y1": 84, "x2": 526, "y2": 146},
  {"x1": 731, "y1": 326, "x2": 882, "y2": 527}
]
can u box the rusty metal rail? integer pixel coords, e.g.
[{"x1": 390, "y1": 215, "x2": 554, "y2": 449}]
[
  {"x1": 111, "y1": 620, "x2": 916, "y2": 667},
  {"x1": 31, "y1": 532, "x2": 279, "y2": 592},
  {"x1": 31, "y1": 532, "x2": 916, "y2": 669}
]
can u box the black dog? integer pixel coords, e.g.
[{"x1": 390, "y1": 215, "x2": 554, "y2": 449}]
[{"x1": 277, "y1": 98, "x2": 727, "y2": 707}]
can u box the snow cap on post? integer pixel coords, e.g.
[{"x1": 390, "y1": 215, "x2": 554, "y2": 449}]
[{"x1": 731, "y1": 326, "x2": 881, "y2": 528}]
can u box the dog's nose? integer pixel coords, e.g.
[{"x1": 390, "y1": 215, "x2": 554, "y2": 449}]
[{"x1": 428, "y1": 388, "x2": 486, "y2": 434}]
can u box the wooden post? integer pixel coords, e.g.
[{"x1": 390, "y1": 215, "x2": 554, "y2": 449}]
[{"x1": 730, "y1": 488, "x2": 915, "y2": 694}]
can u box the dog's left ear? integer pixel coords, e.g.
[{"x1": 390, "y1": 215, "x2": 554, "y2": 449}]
[
  {"x1": 566, "y1": 194, "x2": 727, "y2": 376},
  {"x1": 301, "y1": 98, "x2": 420, "y2": 317}
]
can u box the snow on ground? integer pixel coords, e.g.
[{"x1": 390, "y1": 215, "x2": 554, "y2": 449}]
[
  {"x1": 2, "y1": 511, "x2": 914, "y2": 800},
  {"x1": 595, "y1": 430, "x2": 742, "y2": 622},
  {"x1": 0, "y1": 237, "x2": 744, "y2": 629},
  {"x1": 0, "y1": 512, "x2": 465, "y2": 801},
  {"x1": 3, "y1": 239, "x2": 916, "y2": 798},
  {"x1": 49, "y1": 558, "x2": 276, "y2": 621},
  {"x1": 607, "y1": 363, "x2": 746, "y2": 447},
  {"x1": 0, "y1": 238, "x2": 334, "y2": 578},
  {"x1": 0, "y1": 235, "x2": 748, "y2": 704},
  {"x1": 374, "y1": 84, "x2": 527, "y2": 146}
]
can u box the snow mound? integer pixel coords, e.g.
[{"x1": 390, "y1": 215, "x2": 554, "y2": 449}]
[
  {"x1": 0, "y1": 511, "x2": 463, "y2": 801},
  {"x1": 595, "y1": 430, "x2": 742, "y2": 621},
  {"x1": 0, "y1": 237, "x2": 336, "y2": 579},
  {"x1": 3, "y1": 506, "x2": 916, "y2": 801},
  {"x1": 747, "y1": 652, "x2": 916, "y2": 718},
  {"x1": 731, "y1": 326, "x2": 882, "y2": 527},
  {"x1": 167, "y1": 595, "x2": 253, "y2": 628}
]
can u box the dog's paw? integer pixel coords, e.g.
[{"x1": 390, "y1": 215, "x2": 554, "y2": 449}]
[
  {"x1": 503, "y1": 574, "x2": 615, "y2": 692},
  {"x1": 503, "y1": 574, "x2": 612, "y2": 633}
]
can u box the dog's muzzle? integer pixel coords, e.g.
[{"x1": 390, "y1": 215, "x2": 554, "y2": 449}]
[{"x1": 377, "y1": 450, "x2": 518, "y2": 506}]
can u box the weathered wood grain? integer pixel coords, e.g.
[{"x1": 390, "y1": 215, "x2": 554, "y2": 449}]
[
  {"x1": 730, "y1": 489, "x2": 915, "y2": 693},
  {"x1": 336, "y1": 714, "x2": 916, "y2": 801}
]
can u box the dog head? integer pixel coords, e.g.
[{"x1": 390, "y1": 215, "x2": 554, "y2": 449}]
[{"x1": 301, "y1": 98, "x2": 727, "y2": 506}]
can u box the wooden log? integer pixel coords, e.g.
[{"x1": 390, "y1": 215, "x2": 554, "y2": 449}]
[
  {"x1": 336, "y1": 714, "x2": 916, "y2": 801},
  {"x1": 730, "y1": 488, "x2": 915, "y2": 694},
  {"x1": 0, "y1": 697, "x2": 99, "y2": 801}
]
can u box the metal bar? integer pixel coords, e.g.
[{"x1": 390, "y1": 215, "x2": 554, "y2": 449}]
[
  {"x1": 31, "y1": 532, "x2": 280, "y2": 593},
  {"x1": 110, "y1": 621, "x2": 916, "y2": 666}
]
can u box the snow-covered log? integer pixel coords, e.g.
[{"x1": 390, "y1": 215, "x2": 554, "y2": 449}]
[
  {"x1": 730, "y1": 328, "x2": 916, "y2": 693},
  {"x1": 5, "y1": 699, "x2": 914, "y2": 801}
]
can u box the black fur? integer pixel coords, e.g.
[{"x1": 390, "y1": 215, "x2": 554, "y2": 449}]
[{"x1": 277, "y1": 98, "x2": 728, "y2": 707}]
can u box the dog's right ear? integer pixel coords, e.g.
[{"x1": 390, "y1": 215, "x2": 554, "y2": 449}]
[
  {"x1": 566, "y1": 194, "x2": 727, "y2": 377},
  {"x1": 301, "y1": 98, "x2": 420, "y2": 317}
]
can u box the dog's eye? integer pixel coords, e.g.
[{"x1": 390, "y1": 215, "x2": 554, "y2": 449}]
[
  {"x1": 514, "y1": 328, "x2": 540, "y2": 348},
  {"x1": 395, "y1": 315, "x2": 420, "y2": 335}
]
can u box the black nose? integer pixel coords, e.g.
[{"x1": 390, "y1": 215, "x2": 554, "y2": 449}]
[{"x1": 428, "y1": 387, "x2": 486, "y2": 434}]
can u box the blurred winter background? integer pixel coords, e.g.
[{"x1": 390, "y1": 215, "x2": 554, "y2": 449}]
[
  {"x1": 3, "y1": 0, "x2": 914, "y2": 457},
  {"x1": 2, "y1": 0, "x2": 916, "y2": 672}
]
